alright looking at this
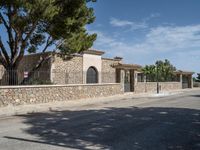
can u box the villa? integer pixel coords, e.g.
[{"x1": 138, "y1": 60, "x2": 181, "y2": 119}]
[{"x1": 0, "y1": 49, "x2": 194, "y2": 93}]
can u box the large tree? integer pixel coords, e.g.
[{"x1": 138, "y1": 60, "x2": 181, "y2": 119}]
[
  {"x1": 155, "y1": 59, "x2": 176, "y2": 82},
  {"x1": 142, "y1": 59, "x2": 176, "y2": 82},
  {"x1": 142, "y1": 65, "x2": 156, "y2": 82},
  {"x1": 0, "y1": 0, "x2": 97, "y2": 84}
]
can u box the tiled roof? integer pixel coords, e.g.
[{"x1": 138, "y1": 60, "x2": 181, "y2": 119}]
[
  {"x1": 82, "y1": 49, "x2": 105, "y2": 55},
  {"x1": 174, "y1": 70, "x2": 194, "y2": 75},
  {"x1": 112, "y1": 63, "x2": 142, "y2": 70}
]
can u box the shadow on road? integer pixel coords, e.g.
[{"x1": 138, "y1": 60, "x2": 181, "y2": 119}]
[
  {"x1": 190, "y1": 95, "x2": 200, "y2": 97},
  {"x1": 4, "y1": 107, "x2": 200, "y2": 150}
]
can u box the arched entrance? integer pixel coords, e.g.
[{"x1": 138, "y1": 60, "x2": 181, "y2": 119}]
[{"x1": 86, "y1": 67, "x2": 98, "y2": 83}]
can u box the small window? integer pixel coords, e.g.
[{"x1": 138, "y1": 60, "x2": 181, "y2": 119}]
[{"x1": 87, "y1": 67, "x2": 98, "y2": 83}]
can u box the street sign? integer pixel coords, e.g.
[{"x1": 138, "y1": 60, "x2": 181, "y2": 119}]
[{"x1": 24, "y1": 72, "x2": 28, "y2": 78}]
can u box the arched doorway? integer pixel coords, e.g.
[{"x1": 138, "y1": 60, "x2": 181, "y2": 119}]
[{"x1": 86, "y1": 67, "x2": 98, "y2": 83}]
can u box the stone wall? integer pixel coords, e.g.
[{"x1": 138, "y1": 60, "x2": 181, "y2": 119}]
[
  {"x1": 51, "y1": 55, "x2": 83, "y2": 84},
  {"x1": 134, "y1": 82, "x2": 182, "y2": 93},
  {"x1": 193, "y1": 82, "x2": 200, "y2": 87},
  {"x1": 51, "y1": 56, "x2": 120, "y2": 84},
  {"x1": 0, "y1": 83, "x2": 123, "y2": 107},
  {"x1": 101, "y1": 58, "x2": 119, "y2": 83}
]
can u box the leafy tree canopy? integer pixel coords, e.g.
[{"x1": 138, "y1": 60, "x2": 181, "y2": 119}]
[
  {"x1": 0, "y1": 0, "x2": 97, "y2": 70},
  {"x1": 142, "y1": 59, "x2": 177, "y2": 82},
  {"x1": 196, "y1": 73, "x2": 200, "y2": 82}
]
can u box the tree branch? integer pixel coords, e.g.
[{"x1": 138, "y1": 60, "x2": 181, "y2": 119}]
[
  {"x1": 0, "y1": 37, "x2": 10, "y2": 64},
  {"x1": 23, "y1": 22, "x2": 37, "y2": 43},
  {"x1": 0, "y1": 12, "x2": 14, "y2": 55},
  {"x1": 31, "y1": 36, "x2": 54, "y2": 71},
  {"x1": 7, "y1": 6, "x2": 15, "y2": 58},
  {"x1": 20, "y1": 54, "x2": 52, "y2": 85},
  {"x1": 0, "y1": 12, "x2": 9, "y2": 30},
  {"x1": 20, "y1": 36, "x2": 54, "y2": 84},
  {"x1": 12, "y1": 32, "x2": 19, "y2": 60},
  {"x1": 13, "y1": 22, "x2": 38, "y2": 69},
  {"x1": 42, "y1": 36, "x2": 54, "y2": 53},
  {"x1": 0, "y1": 51, "x2": 8, "y2": 68}
]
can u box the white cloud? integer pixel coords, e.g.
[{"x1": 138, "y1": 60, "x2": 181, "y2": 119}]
[
  {"x1": 150, "y1": 13, "x2": 160, "y2": 18},
  {"x1": 138, "y1": 25, "x2": 200, "y2": 52},
  {"x1": 110, "y1": 18, "x2": 148, "y2": 30},
  {"x1": 90, "y1": 24, "x2": 200, "y2": 73},
  {"x1": 110, "y1": 13, "x2": 160, "y2": 31},
  {"x1": 143, "y1": 13, "x2": 161, "y2": 22}
]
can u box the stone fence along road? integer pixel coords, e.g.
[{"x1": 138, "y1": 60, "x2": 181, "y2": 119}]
[
  {"x1": 0, "y1": 89, "x2": 199, "y2": 150},
  {"x1": 0, "y1": 83, "x2": 123, "y2": 107}
]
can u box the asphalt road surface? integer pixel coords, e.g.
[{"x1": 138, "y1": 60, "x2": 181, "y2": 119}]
[{"x1": 0, "y1": 90, "x2": 199, "y2": 150}]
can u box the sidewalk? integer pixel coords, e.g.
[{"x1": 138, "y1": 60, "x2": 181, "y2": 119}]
[{"x1": 0, "y1": 88, "x2": 199, "y2": 118}]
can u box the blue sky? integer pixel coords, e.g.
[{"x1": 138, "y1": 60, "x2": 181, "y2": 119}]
[{"x1": 87, "y1": 0, "x2": 200, "y2": 75}]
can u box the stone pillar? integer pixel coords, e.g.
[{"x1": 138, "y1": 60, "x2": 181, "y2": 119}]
[
  {"x1": 134, "y1": 71, "x2": 138, "y2": 84},
  {"x1": 144, "y1": 75, "x2": 147, "y2": 93},
  {"x1": 130, "y1": 70, "x2": 134, "y2": 92},
  {"x1": 190, "y1": 75, "x2": 193, "y2": 88},
  {"x1": 82, "y1": 71, "x2": 86, "y2": 84},
  {"x1": 180, "y1": 74, "x2": 183, "y2": 82},
  {"x1": 180, "y1": 74, "x2": 183, "y2": 89},
  {"x1": 144, "y1": 75, "x2": 147, "y2": 82},
  {"x1": 50, "y1": 63, "x2": 55, "y2": 83},
  {"x1": 120, "y1": 70, "x2": 125, "y2": 92},
  {"x1": 116, "y1": 69, "x2": 121, "y2": 83}
]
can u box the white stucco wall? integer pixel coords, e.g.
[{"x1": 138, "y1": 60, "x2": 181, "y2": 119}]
[{"x1": 83, "y1": 54, "x2": 102, "y2": 83}]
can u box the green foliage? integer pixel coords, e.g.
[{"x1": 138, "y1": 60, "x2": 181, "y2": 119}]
[
  {"x1": 0, "y1": 0, "x2": 96, "y2": 69},
  {"x1": 59, "y1": 32, "x2": 97, "y2": 55},
  {"x1": 27, "y1": 46, "x2": 37, "y2": 53},
  {"x1": 142, "y1": 65, "x2": 157, "y2": 82},
  {"x1": 196, "y1": 73, "x2": 200, "y2": 82},
  {"x1": 142, "y1": 59, "x2": 177, "y2": 82}
]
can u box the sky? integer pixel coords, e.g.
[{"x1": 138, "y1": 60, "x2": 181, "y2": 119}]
[{"x1": 87, "y1": 0, "x2": 200, "y2": 75}]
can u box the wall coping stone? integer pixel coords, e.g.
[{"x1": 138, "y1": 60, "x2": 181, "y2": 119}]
[
  {"x1": 0, "y1": 83, "x2": 121, "y2": 89},
  {"x1": 138, "y1": 82, "x2": 180, "y2": 83}
]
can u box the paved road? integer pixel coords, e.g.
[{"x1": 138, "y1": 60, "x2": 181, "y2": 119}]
[{"x1": 0, "y1": 90, "x2": 199, "y2": 150}]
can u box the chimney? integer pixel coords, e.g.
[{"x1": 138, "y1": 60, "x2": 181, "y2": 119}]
[{"x1": 114, "y1": 56, "x2": 123, "y2": 61}]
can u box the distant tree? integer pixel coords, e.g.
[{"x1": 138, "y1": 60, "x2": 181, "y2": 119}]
[
  {"x1": 196, "y1": 73, "x2": 200, "y2": 82},
  {"x1": 142, "y1": 65, "x2": 156, "y2": 82},
  {"x1": 142, "y1": 59, "x2": 176, "y2": 82},
  {"x1": 0, "y1": 0, "x2": 97, "y2": 84},
  {"x1": 155, "y1": 59, "x2": 176, "y2": 82}
]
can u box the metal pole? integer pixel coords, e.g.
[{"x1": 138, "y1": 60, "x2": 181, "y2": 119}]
[{"x1": 156, "y1": 64, "x2": 159, "y2": 94}]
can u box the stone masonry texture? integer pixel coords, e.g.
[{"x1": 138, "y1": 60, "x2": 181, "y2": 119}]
[
  {"x1": 134, "y1": 82, "x2": 182, "y2": 93},
  {"x1": 101, "y1": 58, "x2": 119, "y2": 83},
  {"x1": 0, "y1": 84, "x2": 123, "y2": 107},
  {"x1": 51, "y1": 55, "x2": 83, "y2": 84}
]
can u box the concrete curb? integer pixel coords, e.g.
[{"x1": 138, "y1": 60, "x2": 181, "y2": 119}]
[{"x1": 0, "y1": 88, "x2": 199, "y2": 118}]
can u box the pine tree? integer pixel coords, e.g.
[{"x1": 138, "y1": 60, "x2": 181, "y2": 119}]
[{"x1": 0, "y1": 0, "x2": 97, "y2": 84}]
